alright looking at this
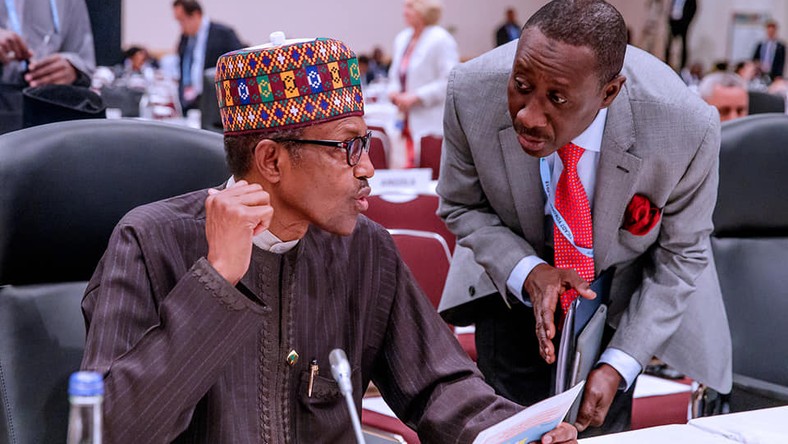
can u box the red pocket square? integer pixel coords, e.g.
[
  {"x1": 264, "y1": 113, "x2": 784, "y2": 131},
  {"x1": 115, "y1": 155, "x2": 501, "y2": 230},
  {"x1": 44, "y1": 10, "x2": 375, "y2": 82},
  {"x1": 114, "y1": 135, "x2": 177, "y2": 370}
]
[{"x1": 623, "y1": 194, "x2": 661, "y2": 235}]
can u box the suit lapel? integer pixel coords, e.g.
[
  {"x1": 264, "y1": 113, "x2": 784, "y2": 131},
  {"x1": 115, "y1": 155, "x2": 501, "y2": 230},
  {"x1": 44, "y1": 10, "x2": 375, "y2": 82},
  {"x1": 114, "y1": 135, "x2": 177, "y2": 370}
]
[
  {"x1": 593, "y1": 84, "x2": 642, "y2": 271},
  {"x1": 499, "y1": 115, "x2": 545, "y2": 254}
]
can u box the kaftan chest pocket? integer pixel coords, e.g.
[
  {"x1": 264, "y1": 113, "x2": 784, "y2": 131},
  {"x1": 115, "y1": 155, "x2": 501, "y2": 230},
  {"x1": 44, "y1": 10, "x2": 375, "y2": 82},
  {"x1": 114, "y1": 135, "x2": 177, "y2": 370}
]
[{"x1": 295, "y1": 367, "x2": 360, "y2": 443}]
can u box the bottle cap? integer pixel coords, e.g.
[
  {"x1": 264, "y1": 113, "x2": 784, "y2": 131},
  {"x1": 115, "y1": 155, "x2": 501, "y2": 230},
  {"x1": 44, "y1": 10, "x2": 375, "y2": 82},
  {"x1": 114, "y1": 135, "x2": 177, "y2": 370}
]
[{"x1": 69, "y1": 371, "x2": 104, "y2": 397}]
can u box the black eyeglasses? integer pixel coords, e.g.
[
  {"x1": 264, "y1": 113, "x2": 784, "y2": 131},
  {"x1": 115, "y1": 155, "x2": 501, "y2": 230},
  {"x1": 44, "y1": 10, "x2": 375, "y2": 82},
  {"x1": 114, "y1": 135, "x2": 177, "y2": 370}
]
[{"x1": 274, "y1": 131, "x2": 372, "y2": 166}]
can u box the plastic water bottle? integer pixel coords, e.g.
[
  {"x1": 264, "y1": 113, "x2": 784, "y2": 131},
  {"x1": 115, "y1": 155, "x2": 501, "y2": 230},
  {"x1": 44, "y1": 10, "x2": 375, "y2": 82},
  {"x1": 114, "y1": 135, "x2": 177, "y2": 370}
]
[{"x1": 66, "y1": 371, "x2": 104, "y2": 444}]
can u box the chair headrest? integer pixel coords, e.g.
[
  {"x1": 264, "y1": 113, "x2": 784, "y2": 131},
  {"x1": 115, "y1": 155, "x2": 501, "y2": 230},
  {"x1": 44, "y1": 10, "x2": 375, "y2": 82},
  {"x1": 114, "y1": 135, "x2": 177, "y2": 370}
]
[
  {"x1": 713, "y1": 113, "x2": 788, "y2": 237},
  {"x1": 23, "y1": 85, "x2": 106, "y2": 128},
  {"x1": 0, "y1": 119, "x2": 229, "y2": 285},
  {"x1": 747, "y1": 91, "x2": 785, "y2": 115}
]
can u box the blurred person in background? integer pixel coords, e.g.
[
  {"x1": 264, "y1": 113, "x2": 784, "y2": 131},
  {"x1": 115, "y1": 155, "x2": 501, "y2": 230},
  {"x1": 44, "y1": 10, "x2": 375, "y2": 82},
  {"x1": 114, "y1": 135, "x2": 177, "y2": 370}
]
[
  {"x1": 368, "y1": 46, "x2": 389, "y2": 82},
  {"x1": 123, "y1": 46, "x2": 157, "y2": 76},
  {"x1": 735, "y1": 60, "x2": 758, "y2": 83},
  {"x1": 358, "y1": 54, "x2": 372, "y2": 87},
  {"x1": 752, "y1": 20, "x2": 785, "y2": 82},
  {"x1": 172, "y1": 0, "x2": 243, "y2": 112},
  {"x1": 388, "y1": 0, "x2": 458, "y2": 168},
  {"x1": 664, "y1": 0, "x2": 696, "y2": 71},
  {"x1": 0, "y1": 0, "x2": 95, "y2": 133},
  {"x1": 698, "y1": 72, "x2": 749, "y2": 122},
  {"x1": 680, "y1": 61, "x2": 703, "y2": 89},
  {"x1": 712, "y1": 60, "x2": 730, "y2": 73},
  {"x1": 495, "y1": 7, "x2": 521, "y2": 47}
]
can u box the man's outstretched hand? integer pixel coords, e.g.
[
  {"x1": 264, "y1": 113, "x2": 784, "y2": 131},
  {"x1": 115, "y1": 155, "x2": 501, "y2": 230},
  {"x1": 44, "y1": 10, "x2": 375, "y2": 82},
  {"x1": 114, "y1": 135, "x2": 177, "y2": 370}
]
[{"x1": 523, "y1": 264, "x2": 596, "y2": 363}]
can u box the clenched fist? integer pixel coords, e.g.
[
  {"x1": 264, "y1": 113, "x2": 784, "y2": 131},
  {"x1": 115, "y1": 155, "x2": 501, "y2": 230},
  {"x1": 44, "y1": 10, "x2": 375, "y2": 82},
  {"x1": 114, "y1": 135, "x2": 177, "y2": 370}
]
[{"x1": 205, "y1": 180, "x2": 273, "y2": 284}]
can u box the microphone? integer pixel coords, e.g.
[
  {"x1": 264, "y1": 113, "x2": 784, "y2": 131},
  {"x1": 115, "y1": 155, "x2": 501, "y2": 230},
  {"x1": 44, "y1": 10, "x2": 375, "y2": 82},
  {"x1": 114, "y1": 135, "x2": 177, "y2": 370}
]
[{"x1": 329, "y1": 348, "x2": 365, "y2": 444}]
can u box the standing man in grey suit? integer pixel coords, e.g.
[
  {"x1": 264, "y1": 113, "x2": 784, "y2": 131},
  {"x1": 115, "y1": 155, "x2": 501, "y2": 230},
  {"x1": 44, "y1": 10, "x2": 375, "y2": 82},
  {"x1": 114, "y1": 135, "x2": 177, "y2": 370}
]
[{"x1": 438, "y1": 0, "x2": 731, "y2": 435}]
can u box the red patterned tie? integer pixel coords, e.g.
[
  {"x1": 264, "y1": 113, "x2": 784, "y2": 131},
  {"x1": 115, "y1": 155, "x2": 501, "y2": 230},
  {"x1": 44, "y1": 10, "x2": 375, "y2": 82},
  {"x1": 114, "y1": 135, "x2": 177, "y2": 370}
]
[{"x1": 554, "y1": 143, "x2": 594, "y2": 314}]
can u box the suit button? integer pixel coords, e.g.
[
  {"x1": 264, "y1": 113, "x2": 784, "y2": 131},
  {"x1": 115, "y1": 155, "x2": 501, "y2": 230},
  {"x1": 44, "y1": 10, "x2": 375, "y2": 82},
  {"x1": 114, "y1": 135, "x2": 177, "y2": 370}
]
[{"x1": 468, "y1": 285, "x2": 476, "y2": 297}]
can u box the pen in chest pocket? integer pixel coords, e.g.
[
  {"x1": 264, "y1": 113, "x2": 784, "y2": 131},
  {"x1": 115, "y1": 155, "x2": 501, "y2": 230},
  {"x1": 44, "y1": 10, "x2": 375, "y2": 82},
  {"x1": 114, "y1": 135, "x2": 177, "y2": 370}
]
[{"x1": 308, "y1": 359, "x2": 319, "y2": 398}]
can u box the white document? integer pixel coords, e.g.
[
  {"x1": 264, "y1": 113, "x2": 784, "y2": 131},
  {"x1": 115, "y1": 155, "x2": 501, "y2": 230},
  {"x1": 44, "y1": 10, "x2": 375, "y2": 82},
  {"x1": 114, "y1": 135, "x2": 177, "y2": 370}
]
[
  {"x1": 578, "y1": 406, "x2": 788, "y2": 444},
  {"x1": 688, "y1": 405, "x2": 788, "y2": 443},
  {"x1": 633, "y1": 374, "x2": 692, "y2": 398},
  {"x1": 578, "y1": 424, "x2": 737, "y2": 444},
  {"x1": 473, "y1": 382, "x2": 585, "y2": 444}
]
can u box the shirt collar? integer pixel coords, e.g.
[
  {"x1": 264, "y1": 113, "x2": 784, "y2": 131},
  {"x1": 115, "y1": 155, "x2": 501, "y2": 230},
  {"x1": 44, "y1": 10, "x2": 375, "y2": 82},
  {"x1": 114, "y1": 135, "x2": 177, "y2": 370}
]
[
  {"x1": 197, "y1": 15, "x2": 210, "y2": 39},
  {"x1": 571, "y1": 107, "x2": 607, "y2": 153},
  {"x1": 224, "y1": 176, "x2": 300, "y2": 254}
]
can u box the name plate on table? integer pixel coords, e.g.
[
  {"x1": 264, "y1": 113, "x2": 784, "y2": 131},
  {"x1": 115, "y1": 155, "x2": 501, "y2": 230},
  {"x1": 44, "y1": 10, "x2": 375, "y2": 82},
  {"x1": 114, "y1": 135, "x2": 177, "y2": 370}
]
[{"x1": 369, "y1": 168, "x2": 434, "y2": 195}]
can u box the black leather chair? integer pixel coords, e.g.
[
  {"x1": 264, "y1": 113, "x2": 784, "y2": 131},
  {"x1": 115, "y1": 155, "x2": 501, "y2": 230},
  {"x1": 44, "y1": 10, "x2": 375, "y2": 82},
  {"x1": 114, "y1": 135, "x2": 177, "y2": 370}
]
[
  {"x1": 747, "y1": 90, "x2": 785, "y2": 115},
  {"x1": 200, "y1": 68, "x2": 223, "y2": 133},
  {"x1": 100, "y1": 85, "x2": 145, "y2": 118},
  {"x1": 712, "y1": 113, "x2": 788, "y2": 412},
  {"x1": 0, "y1": 119, "x2": 228, "y2": 444}
]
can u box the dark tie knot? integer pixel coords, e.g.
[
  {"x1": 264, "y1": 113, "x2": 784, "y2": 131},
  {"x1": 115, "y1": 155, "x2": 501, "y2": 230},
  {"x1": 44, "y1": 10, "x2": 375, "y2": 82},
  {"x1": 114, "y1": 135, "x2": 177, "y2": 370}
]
[{"x1": 558, "y1": 142, "x2": 585, "y2": 169}]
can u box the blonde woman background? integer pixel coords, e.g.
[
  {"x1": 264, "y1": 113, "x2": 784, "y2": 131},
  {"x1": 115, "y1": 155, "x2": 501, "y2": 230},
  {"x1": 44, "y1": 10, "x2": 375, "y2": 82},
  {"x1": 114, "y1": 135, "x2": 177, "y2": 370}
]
[{"x1": 388, "y1": 0, "x2": 458, "y2": 168}]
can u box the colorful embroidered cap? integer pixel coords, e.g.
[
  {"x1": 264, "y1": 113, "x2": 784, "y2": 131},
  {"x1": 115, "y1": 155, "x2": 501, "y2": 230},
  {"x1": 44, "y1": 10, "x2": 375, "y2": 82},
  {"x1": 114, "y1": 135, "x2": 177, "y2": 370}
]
[{"x1": 215, "y1": 32, "x2": 364, "y2": 135}]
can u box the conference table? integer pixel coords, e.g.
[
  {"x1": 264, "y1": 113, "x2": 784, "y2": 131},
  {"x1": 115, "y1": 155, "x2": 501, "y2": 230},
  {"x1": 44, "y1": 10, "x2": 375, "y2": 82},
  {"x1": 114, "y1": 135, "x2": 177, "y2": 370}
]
[
  {"x1": 579, "y1": 405, "x2": 788, "y2": 443},
  {"x1": 361, "y1": 374, "x2": 699, "y2": 443},
  {"x1": 362, "y1": 377, "x2": 787, "y2": 443}
]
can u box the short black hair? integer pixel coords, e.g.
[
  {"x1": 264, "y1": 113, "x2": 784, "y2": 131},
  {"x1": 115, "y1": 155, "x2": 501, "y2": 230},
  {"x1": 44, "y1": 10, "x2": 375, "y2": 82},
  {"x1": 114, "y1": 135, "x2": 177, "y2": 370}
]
[
  {"x1": 172, "y1": 0, "x2": 202, "y2": 15},
  {"x1": 524, "y1": 0, "x2": 627, "y2": 85},
  {"x1": 223, "y1": 128, "x2": 304, "y2": 177},
  {"x1": 124, "y1": 46, "x2": 143, "y2": 59}
]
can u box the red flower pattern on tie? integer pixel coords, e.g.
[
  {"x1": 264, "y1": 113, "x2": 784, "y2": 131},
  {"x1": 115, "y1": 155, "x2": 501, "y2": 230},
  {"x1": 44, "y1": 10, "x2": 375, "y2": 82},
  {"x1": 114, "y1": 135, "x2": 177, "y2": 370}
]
[{"x1": 554, "y1": 143, "x2": 594, "y2": 314}]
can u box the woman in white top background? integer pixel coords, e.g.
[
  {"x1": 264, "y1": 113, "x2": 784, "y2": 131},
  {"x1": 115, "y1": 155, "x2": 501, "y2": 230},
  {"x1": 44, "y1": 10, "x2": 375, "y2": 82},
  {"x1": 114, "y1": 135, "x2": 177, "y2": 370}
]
[{"x1": 388, "y1": 0, "x2": 458, "y2": 168}]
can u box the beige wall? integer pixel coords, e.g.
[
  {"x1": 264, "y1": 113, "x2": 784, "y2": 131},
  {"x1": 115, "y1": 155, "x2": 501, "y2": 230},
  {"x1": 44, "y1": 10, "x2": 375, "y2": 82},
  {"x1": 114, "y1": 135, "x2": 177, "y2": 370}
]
[
  {"x1": 122, "y1": 0, "x2": 550, "y2": 60},
  {"x1": 123, "y1": 0, "x2": 788, "y2": 69}
]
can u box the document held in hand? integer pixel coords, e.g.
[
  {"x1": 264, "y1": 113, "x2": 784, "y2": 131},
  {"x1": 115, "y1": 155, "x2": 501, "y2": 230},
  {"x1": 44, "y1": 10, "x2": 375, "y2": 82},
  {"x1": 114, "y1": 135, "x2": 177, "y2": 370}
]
[
  {"x1": 554, "y1": 270, "x2": 614, "y2": 423},
  {"x1": 472, "y1": 381, "x2": 585, "y2": 444}
]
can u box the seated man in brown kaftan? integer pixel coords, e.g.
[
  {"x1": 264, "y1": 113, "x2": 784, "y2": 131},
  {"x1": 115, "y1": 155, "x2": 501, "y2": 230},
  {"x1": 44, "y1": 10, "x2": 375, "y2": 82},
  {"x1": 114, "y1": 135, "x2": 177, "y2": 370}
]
[{"x1": 79, "y1": 34, "x2": 578, "y2": 443}]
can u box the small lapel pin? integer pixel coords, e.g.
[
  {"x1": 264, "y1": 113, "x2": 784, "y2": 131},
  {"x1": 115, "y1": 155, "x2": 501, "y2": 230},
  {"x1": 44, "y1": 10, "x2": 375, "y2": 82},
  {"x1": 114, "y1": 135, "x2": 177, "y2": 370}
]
[{"x1": 286, "y1": 349, "x2": 299, "y2": 366}]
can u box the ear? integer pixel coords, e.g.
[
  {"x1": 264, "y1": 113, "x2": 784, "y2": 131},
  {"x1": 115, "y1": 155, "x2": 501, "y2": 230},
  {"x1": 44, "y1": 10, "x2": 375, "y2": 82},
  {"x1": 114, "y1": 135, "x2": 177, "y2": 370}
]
[
  {"x1": 600, "y1": 74, "x2": 626, "y2": 109},
  {"x1": 252, "y1": 139, "x2": 285, "y2": 184}
]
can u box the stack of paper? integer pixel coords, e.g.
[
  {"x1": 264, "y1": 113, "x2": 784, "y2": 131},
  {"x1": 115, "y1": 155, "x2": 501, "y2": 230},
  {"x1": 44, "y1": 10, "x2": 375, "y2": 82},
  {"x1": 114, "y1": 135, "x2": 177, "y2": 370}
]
[
  {"x1": 473, "y1": 382, "x2": 585, "y2": 444},
  {"x1": 579, "y1": 406, "x2": 788, "y2": 444}
]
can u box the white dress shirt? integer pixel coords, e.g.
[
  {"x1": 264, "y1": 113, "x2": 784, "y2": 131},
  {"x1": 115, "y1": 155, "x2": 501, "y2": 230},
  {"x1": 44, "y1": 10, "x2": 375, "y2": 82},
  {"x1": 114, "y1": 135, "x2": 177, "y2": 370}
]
[
  {"x1": 188, "y1": 15, "x2": 211, "y2": 97},
  {"x1": 504, "y1": 108, "x2": 642, "y2": 389},
  {"x1": 671, "y1": 0, "x2": 687, "y2": 20}
]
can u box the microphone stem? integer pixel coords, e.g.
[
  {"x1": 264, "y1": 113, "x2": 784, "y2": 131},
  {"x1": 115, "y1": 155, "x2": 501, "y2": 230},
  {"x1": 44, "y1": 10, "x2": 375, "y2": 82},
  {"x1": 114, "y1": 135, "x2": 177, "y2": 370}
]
[{"x1": 343, "y1": 391, "x2": 365, "y2": 444}]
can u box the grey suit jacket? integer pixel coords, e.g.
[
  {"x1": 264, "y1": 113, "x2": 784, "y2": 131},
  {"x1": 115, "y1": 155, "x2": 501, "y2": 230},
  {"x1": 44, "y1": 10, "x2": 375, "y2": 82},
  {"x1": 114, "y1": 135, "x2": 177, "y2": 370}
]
[
  {"x1": 437, "y1": 41, "x2": 732, "y2": 392},
  {"x1": 0, "y1": 0, "x2": 95, "y2": 85}
]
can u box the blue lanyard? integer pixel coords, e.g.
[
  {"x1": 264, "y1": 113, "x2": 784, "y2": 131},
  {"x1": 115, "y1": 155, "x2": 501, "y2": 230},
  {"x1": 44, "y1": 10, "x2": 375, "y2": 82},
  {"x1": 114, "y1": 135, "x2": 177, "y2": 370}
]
[
  {"x1": 4, "y1": 0, "x2": 21, "y2": 34},
  {"x1": 49, "y1": 0, "x2": 60, "y2": 34},
  {"x1": 539, "y1": 157, "x2": 594, "y2": 258},
  {"x1": 3, "y1": 0, "x2": 59, "y2": 35}
]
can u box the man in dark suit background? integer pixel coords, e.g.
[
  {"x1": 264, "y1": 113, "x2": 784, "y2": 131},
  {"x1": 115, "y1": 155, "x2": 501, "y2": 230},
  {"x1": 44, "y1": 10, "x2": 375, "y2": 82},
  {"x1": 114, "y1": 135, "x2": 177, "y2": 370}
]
[
  {"x1": 664, "y1": 0, "x2": 696, "y2": 70},
  {"x1": 495, "y1": 8, "x2": 521, "y2": 47},
  {"x1": 172, "y1": 0, "x2": 243, "y2": 111},
  {"x1": 752, "y1": 20, "x2": 786, "y2": 82}
]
